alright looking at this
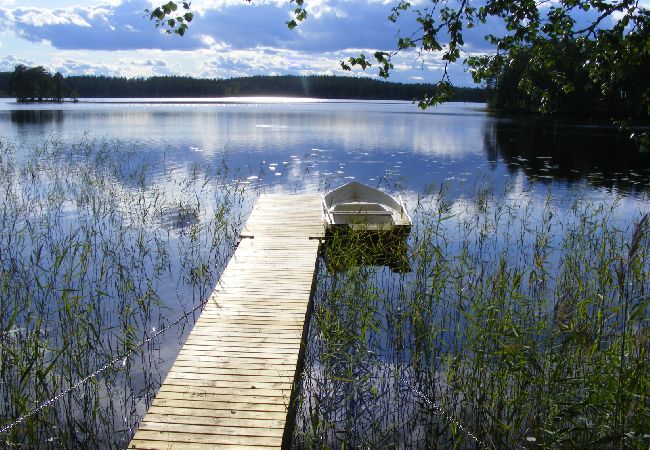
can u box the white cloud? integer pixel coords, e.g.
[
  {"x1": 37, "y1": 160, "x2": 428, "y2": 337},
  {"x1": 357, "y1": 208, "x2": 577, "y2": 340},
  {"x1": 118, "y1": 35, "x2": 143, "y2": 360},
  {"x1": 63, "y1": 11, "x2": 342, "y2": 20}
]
[
  {"x1": 49, "y1": 54, "x2": 177, "y2": 77},
  {"x1": 50, "y1": 57, "x2": 115, "y2": 75},
  {"x1": 141, "y1": 58, "x2": 167, "y2": 66},
  {"x1": 198, "y1": 33, "x2": 228, "y2": 49},
  {"x1": 85, "y1": 6, "x2": 113, "y2": 20},
  {"x1": 191, "y1": 45, "x2": 445, "y2": 82},
  {"x1": 0, "y1": 0, "x2": 479, "y2": 85},
  {"x1": 300, "y1": 0, "x2": 347, "y2": 19},
  {"x1": 0, "y1": 1, "x2": 205, "y2": 51},
  {"x1": 190, "y1": 0, "x2": 286, "y2": 12},
  {"x1": 0, "y1": 54, "x2": 33, "y2": 71},
  {"x1": 610, "y1": 10, "x2": 627, "y2": 23},
  {"x1": 6, "y1": 7, "x2": 92, "y2": 27}
]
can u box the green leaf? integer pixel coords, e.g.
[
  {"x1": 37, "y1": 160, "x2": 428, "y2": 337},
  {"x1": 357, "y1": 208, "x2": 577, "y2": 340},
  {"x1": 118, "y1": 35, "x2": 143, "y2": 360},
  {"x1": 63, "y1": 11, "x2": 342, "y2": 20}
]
[{"x1": 151, "y1": 7, "x2": 164, "y2": 20}]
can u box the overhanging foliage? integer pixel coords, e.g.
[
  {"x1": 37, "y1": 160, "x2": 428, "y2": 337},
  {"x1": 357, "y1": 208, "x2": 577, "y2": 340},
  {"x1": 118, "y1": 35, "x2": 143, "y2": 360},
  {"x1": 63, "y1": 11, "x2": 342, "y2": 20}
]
[{"x1": 148, "y1": 0, "x2": 649, "y2": 119}]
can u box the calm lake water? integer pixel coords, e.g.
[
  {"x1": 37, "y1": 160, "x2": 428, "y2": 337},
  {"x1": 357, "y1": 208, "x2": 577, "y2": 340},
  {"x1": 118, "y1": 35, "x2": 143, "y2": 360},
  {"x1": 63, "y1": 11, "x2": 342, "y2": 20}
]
[
  {"x1": 2, "y1": 98, "x2": 649, "y2": 199},
  {"x1": 1, "y1": 98, "x2": 649, "y2": 448}
]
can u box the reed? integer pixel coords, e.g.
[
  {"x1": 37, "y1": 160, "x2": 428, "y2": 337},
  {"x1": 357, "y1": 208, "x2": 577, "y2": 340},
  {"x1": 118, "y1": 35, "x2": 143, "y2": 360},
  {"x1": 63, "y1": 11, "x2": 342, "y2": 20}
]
[
  {"x1": 294, "y1": 185, "x2": 650, "y2": 449},
  {"x1": 2, "y1": 134, "x2": 648, "y2": 448},
  {"x1": 0, "y1": 137, "x2": 248, "y2": 448}
]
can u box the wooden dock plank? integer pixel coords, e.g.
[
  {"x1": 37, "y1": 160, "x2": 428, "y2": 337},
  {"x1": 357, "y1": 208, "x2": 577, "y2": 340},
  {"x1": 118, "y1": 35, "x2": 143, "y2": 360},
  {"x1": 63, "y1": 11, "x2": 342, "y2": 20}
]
[
  {"x1": 146, "y1": 405, "x2": 288, "y2": 420},
  {"x1": 130, "y1": 194, "x2": 323, "y2": 449},
  {"x1": 131, "y1": 430, "x2": 282, "y2": 446},
  {"x1": 140, "y1": 414, "x2": 285, "y2": 429},
  {"x1": 156, "y1": 385, "x2": 289, "y2": 397},
  {"x1": 128, "y1": 440, "x2": 269, "y2": 450}
]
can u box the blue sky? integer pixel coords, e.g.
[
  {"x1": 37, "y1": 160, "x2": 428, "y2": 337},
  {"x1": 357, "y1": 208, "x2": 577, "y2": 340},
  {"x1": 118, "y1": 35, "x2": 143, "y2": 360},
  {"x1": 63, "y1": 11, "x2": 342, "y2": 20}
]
[
  {"x1": 0, "y1": 0, "x2": 484, "y2": 84},
  {"x1": 0, "y1": 0, "x2": 641, "y2": 85}
]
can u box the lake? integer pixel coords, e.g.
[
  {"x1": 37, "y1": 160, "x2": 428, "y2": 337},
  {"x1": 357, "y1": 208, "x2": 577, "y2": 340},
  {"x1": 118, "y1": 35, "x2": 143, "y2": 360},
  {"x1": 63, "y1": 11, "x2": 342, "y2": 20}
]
[
  {"x1": 0, "y1": 98, "x2": 649, "y2": 448},
  {"x1": 3, "y1": 98, "x2": 649, "y2": 198}
]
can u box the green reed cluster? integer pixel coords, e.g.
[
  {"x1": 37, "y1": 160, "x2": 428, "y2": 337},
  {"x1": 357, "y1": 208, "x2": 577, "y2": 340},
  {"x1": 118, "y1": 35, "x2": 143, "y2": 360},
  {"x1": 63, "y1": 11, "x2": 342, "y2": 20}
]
[
  {"x1": 294, "y1": 185, "x2": 650, "y2": 449},
  {"x1": 0, "y1": 137, "x2": 247, "y2": 448}
]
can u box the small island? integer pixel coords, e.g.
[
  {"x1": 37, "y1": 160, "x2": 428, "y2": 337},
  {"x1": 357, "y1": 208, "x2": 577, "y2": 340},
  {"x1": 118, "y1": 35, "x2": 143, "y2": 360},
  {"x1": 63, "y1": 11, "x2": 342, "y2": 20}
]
[{"x1": 3, "y1": 65, "x2": 70, "y2": 103}]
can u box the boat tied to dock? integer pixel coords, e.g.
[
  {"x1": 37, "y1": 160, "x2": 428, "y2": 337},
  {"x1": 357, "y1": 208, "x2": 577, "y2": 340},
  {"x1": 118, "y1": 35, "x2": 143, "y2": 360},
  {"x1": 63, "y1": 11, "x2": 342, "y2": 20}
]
[
  {"x1": 321, "y1": 181, "x2": 412, "y2": 234},
  {"x1": 321, "y1": 182, "x2": 412, "y2": 272}
]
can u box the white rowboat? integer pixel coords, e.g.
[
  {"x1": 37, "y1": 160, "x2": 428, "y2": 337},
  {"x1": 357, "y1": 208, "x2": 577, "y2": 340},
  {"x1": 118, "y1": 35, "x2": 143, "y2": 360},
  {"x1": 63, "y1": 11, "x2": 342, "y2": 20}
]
[{"x1": 321, "y1": 182, "x2": 412, "y2": 232}]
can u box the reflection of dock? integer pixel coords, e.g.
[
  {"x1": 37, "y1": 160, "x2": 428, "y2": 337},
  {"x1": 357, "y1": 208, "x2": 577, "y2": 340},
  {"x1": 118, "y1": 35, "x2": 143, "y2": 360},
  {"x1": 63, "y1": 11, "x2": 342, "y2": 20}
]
[{"x1": 129, "y1": 194, "x2": 324, "y2": 449}]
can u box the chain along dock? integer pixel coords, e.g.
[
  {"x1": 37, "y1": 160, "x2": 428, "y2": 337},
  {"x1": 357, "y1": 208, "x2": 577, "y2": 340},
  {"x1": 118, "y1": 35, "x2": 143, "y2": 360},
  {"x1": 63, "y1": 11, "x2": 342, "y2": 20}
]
[{"x1": 129, "y1": 194, "x2": 325, "y2": 449}]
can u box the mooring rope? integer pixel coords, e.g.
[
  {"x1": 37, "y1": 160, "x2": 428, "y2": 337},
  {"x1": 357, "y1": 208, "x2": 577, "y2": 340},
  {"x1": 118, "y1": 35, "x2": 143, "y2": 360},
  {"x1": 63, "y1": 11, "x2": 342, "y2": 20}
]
[
  {"x1": 0, "y1": 296, "x2": 211, "y2": 436},
  {"x1": 402, "y1": 379, "x2": 488, "y2": 449}
]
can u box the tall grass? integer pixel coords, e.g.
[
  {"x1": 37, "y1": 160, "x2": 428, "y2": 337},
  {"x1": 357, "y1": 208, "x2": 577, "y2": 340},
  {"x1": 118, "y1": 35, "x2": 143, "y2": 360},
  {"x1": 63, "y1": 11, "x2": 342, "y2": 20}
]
[
  {"x1": 2, "y1": 134, "x2": 648, "y2": 448},
  {"x1": 0, "y1": 137, "x2": 248, "y2": 448},
  {"x1": 294, "y1": 185, "x2": 650, "y2": 449}
]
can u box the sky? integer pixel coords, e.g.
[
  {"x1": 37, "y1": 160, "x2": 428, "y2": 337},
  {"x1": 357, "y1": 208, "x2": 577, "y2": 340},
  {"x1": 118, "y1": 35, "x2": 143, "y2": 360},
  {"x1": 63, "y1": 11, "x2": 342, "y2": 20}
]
[
  {"x1": 0, "y1": 0, "x2": 485, "y2": 84},
  {"x1": 0, "y1": 0, "x2": 642, "y2": 85}
]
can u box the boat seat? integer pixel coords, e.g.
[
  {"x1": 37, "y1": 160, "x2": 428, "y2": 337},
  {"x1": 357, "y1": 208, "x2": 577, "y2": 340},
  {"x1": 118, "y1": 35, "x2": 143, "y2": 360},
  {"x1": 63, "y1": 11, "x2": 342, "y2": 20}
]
[{"x1": 332, "y1": 211, "x2": 394, "y2": 216}]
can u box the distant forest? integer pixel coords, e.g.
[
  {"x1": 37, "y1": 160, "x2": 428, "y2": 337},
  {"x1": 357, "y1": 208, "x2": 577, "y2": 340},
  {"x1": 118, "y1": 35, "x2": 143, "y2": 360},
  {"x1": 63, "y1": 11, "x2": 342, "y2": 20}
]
[{"x1": 0, "y1": 67, "x2": 488, "y2": 103}]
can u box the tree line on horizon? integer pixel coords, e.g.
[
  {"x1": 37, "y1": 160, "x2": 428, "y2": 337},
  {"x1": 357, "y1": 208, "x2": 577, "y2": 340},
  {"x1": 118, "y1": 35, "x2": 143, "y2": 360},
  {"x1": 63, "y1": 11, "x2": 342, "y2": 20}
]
[
  {"x1": 2, "y1": 61, "x2": 646, "y2": 119},
  {"x1": 0, "y1": 66, "x2": 488, "y2": 103}
]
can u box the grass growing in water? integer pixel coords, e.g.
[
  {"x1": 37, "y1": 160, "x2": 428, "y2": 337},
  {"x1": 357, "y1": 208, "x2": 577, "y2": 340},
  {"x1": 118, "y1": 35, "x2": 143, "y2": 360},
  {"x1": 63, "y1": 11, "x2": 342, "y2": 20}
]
[
  {"x1": 0, "y1": 137, "x2": 248, "y2": 448},
  {"x1": 2, "y1": 137, "x2": 648, "y2": 448},
  {"x1": 294, "y1": 185, "x2": 650, "y2": 449}
]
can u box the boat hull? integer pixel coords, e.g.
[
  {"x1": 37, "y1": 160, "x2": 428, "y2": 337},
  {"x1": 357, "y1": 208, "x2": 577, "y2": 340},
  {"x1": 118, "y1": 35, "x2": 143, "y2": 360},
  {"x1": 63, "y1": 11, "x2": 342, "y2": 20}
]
[{"x1": 322, "y1": 182, "x2": 412, "y2": 231}]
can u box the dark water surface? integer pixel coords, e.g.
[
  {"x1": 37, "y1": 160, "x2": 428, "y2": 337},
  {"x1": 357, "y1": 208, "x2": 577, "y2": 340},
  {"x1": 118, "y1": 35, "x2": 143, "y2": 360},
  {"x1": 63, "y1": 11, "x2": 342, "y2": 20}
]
[{"x1": 1, "y1": 98, "x2": 649, "y2": 448}]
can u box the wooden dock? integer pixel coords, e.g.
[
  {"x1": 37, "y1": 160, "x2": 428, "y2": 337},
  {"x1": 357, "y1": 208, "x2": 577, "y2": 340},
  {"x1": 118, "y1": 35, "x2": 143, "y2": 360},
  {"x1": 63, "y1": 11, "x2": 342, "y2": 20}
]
[{"x1": 129, "y1": 194, "x2": 325, "y2": 449}]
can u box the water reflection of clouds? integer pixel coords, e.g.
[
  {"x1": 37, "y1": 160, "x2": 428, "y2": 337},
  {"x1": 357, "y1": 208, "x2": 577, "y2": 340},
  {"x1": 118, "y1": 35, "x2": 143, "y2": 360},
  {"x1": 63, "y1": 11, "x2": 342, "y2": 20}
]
[
  {"x1": 2, "y1": 99, "x2": 649, "y2": 201},
  {"x1": 76, "y1": 104, "x2": 489, "y2": 160}
]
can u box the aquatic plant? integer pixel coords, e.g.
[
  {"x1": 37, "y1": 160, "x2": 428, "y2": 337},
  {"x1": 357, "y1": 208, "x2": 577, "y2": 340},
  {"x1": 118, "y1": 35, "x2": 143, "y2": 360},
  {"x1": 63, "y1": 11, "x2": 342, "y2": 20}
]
[
  {"x1": 0, "y1": 137, "x2": 248, "y2": 448},
  {"x1": 294, "y1": 184, "x2": 650, "y2": 449},
  {"x1": 2, "y1": 132, "x2": 648, "y2": 448}
]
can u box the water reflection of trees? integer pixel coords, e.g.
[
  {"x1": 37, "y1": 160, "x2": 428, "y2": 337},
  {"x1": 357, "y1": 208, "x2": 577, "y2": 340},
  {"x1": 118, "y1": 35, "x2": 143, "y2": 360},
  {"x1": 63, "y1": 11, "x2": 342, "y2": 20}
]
[
  {"x1": 10, "y1": 109, "x2": 64, "y2": 125},
  {"x1": 485, "y1": 119, "x2": 650, "y2": 193}
]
